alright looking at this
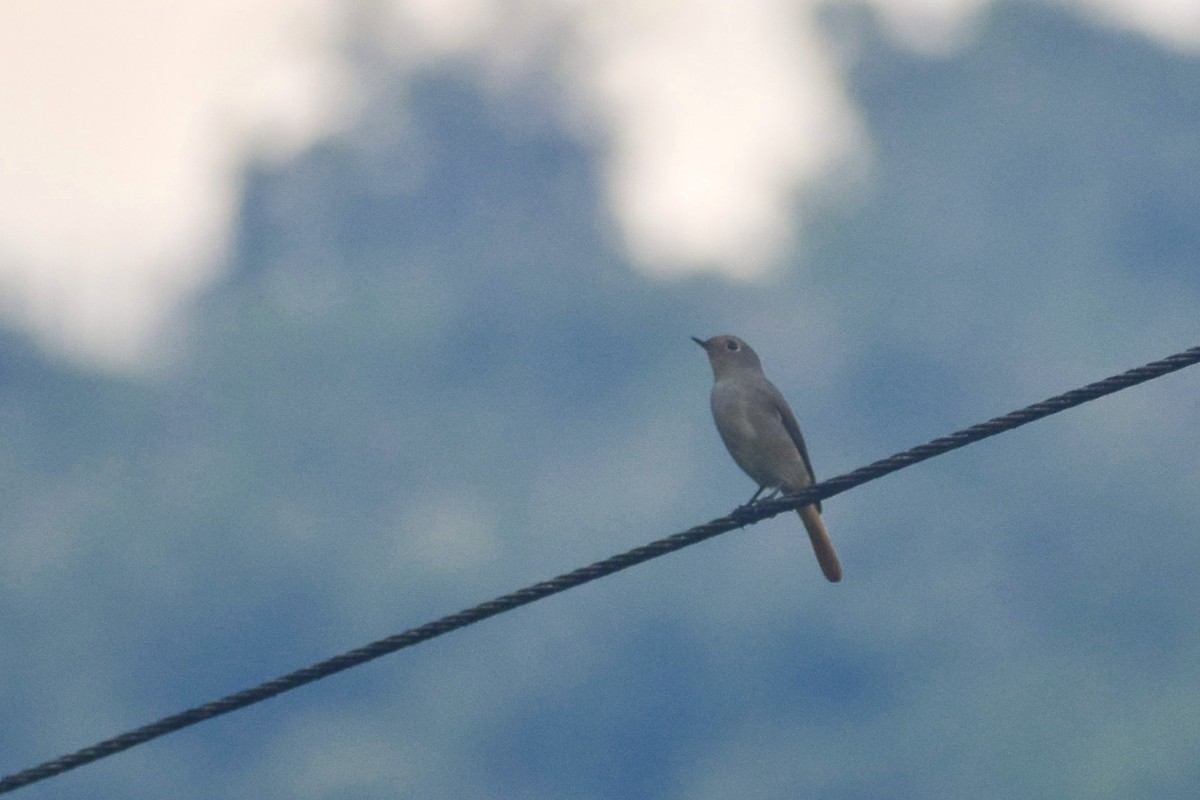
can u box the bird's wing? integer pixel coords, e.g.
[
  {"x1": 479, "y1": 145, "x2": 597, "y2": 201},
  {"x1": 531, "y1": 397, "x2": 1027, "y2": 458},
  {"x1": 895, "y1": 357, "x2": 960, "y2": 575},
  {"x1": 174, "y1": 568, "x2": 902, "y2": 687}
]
[{"x1": 765, "y1": 382, "x2": 822, "y2": 513}]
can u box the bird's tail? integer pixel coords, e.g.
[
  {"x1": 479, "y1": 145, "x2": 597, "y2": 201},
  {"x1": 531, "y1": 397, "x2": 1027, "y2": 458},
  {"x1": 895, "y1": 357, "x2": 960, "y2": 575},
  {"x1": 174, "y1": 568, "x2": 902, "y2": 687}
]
[{"x1": 798, "y1": 504, "x2": 842, "y2": 583}]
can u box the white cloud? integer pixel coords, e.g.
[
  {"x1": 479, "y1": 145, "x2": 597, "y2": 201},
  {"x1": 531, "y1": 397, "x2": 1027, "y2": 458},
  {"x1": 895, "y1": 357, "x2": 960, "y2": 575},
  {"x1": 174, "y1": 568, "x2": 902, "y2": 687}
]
[
  {"x1": 567, "y1": 0, "x2": 865, "y2": 278},
  {"x1": 1072, "y1": 0, "x2": 1200, "y2": 52},
  {"x1": 863, "y1": 0, "x2": 992, "y2": 52},
  {"x1": 0, "y1": 0, "x2": 354, "y2": 368}
]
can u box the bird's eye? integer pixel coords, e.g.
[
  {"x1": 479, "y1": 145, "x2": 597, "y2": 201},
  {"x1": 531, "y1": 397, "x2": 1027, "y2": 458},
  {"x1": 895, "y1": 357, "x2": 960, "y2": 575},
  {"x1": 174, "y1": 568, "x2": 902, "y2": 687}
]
[{"x1": 725, "y1": 340, "x2": 739, "y2": 351}]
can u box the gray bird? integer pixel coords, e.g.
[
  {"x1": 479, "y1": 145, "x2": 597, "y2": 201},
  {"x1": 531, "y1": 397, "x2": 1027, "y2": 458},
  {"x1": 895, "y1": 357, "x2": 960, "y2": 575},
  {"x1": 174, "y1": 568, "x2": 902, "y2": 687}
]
[{"x1": 693, "y1": 335, "x2": 842, "y2": 582}]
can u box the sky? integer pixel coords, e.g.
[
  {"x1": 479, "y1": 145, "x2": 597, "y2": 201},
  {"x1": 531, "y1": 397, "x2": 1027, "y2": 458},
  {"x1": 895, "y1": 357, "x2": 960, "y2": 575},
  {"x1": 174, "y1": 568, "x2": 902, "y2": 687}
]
[
  {"x1": 0, "y1": 0, "x2": 1197, "y2": 367},
  {"x1": 1, "y1": 2, "x2": 1200, "y2": 799}
]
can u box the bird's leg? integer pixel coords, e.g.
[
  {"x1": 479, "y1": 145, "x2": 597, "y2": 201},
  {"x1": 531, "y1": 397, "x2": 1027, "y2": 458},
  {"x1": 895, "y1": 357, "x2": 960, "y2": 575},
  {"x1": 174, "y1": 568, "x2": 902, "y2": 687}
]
[{"x1": 737, "y1": 486, "x2": 781, "y2": 512}]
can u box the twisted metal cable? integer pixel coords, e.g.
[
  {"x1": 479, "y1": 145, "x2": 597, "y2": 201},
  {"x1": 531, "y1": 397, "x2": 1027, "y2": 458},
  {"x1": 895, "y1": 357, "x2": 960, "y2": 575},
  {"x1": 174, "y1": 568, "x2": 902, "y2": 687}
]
[{"x1": 2, "y1": 344, "x2": 1197, "y2": 795}]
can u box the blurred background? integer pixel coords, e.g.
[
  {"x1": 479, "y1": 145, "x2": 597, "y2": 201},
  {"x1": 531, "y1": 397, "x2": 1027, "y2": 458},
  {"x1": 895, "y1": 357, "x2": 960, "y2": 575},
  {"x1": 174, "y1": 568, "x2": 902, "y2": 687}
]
[{"x1": 2, "y1": 1, "x2": 1199, "y2": 797}]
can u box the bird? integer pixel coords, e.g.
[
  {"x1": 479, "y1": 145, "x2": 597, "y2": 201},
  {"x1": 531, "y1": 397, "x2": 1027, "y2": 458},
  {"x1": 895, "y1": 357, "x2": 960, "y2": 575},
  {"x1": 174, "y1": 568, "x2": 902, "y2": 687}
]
[{"x1": 693, "y1": 334, "x2": 842, "y2": 582}]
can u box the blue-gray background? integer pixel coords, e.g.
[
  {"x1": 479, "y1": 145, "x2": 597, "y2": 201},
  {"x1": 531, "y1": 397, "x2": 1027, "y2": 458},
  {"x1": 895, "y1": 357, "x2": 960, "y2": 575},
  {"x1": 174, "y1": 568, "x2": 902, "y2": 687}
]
[{"x1": 3, "y1": 3, "x2": 1199, "y2": 798}]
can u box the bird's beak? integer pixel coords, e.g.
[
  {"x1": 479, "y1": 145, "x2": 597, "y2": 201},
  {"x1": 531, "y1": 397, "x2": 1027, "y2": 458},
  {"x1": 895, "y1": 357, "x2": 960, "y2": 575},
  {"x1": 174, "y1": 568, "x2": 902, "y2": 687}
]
[{"x1": 691, "y1": 336, "x2": 708, "y2": 349}]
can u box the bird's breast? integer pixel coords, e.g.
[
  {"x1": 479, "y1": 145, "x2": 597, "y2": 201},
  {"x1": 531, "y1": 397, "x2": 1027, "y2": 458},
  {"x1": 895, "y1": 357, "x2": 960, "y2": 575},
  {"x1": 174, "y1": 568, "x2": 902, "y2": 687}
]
[{"x1": 710, "y1": 381, "x2": 793, "y2": 488}]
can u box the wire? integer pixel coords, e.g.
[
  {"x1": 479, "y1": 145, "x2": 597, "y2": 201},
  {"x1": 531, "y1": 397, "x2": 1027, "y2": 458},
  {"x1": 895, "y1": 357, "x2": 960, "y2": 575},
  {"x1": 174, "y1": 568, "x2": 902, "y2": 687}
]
[{"x1": 2, "y1": 344, "x2": 1198, "y2": 795}]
